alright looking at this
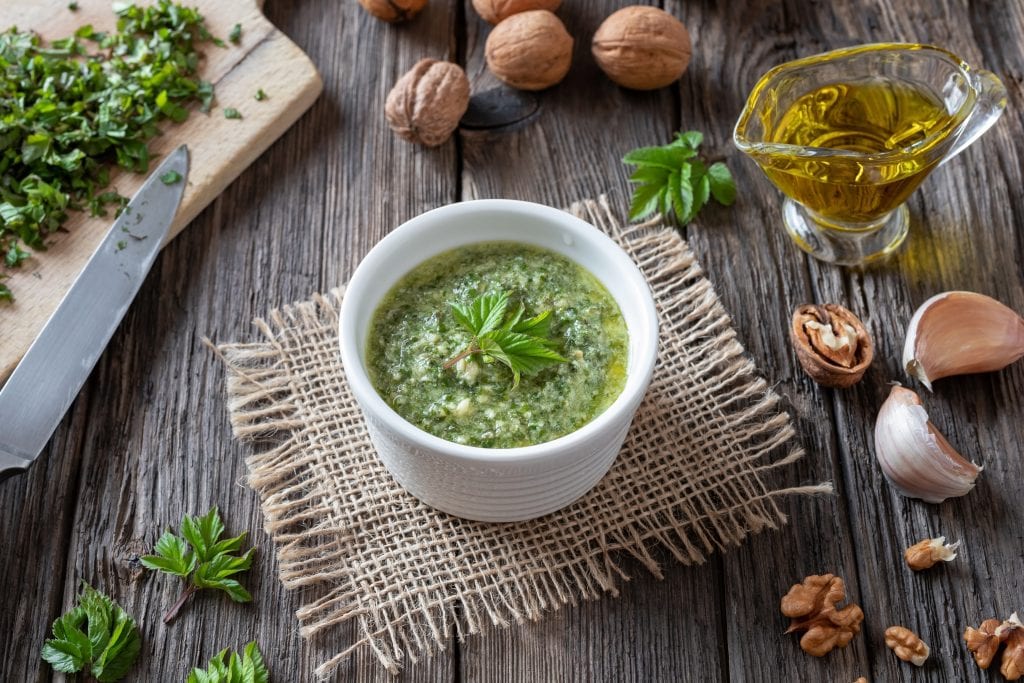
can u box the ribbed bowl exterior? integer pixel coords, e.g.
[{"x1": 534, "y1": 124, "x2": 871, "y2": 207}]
[{"x1": 361, "y1": 395, "x2": 636, "y2": 522}]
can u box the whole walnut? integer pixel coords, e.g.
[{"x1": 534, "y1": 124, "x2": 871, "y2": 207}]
[
  {"x1": 471, "y1": 0, "x2": 561, "y2": 25},
  {"x1": 592, "y1": 6, "x2": 691, "y2": 90},
  {"x1": 385, "y1": 59, "x2": 470, "y2": 147},
  {"x1": 485, "y1": 10, "x2": 573, "y2": 91},
  {"x1": 358, "y1": 0, "x2": 427, "y2": 23}
]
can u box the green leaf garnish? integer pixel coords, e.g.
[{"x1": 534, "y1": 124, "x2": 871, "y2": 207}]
[
  {"x1": 444, "y1": 290, "x2": 566, "y2": 389},
  {"x1": 228, "y1": 23, "x2": 242, "y2": 45},
  {"x1": 623, "y1": 130, "x2": 737, "y2": 225},
  {"x1": 41, "y1": 584, "x2": 141, "y2": 682},
  {"x1": 223, "y1": 108, "x2": 243, "y2": 120},
  {"x1": 186, "y1": 641, "x2": 269, "y2": 683},
  {"x1": 254, "y1": 88, "x2": 267, "y2": 101},
  {"x1": 141, "y1": 506, "x2": 255, "y2": 623}
]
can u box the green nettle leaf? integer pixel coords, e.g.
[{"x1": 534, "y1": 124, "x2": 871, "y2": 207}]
[
  {"x1": 622, "y1": 130, "x2": 738, "y2": 226},
  {"x1": 41, "y1": 584, "x2": 141, "y2": 682},
  {"x1": 707, "y1": 161, "x2": 737, "y2": 206},
  {"x1": 142, "y1": 506, "x2": 255, "y2": 623},
  {"x1": 186, "y1": 641, "x2": 269, "y2": 683},
  {"x1": 445, "y1": 290, "x2": 567, "y2": 389}
]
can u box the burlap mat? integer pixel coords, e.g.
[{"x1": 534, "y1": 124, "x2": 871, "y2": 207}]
[{"x1": 215, "y1": 195, "x2": 831, "y2": 678}]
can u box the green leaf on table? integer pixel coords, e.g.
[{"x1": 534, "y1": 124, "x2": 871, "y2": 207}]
[
  {"x1": 622, "y1": 130, "x2": 739, "y2": 226},
  {"x1": 707, "y1": 161, "x2": 737, "y2": 205},
  {"x1": 41, "y1": 584, "x2": 141, "y2": 682},
  {"x1": 142, "y1": 506, "x2": 255, "y2": 623},
  {"x1": 186, "y1": 641, "x2": 269, "y2": 683}
]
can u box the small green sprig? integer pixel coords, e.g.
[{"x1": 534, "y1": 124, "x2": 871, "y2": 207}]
[
  {"x1": 444, "y1": 290, "x2": 566, "y2": 388},
  {"x1": 141, "y1": 506, "x2": 255, "y2": 624},
  {"x1": 623, "y1": 130, "x2": 736, "y2": 225},
  {"x1": 41, "y1": 584, "x2": 141, "y2": 682},
  {"x1": 186, "y1": 641, "x2": 269, "y2": 683}
]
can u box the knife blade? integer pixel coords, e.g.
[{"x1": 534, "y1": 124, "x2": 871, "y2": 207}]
[{"x1": 0, "y1": 145, "x2": 189, "y2": 480}]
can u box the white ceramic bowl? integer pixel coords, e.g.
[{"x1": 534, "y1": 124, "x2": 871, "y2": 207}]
[{"x1": 338, "y1": 199, "x2": 658, "y2": 522}]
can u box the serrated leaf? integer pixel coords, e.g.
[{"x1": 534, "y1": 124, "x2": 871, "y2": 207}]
[
  {"x1": 674, "y1": 130, "x2": 704, "y2": 150},
  {"x1": 244, "y1": 641, "x2": 269, "y2": 683},
  {"x1": 627, "y1": 182, "x2": 663, "y2": 221},
  {"x1": 140, "y1": 531, "x2": 195, "y2": 576},
  {"x1": 187, "y1": 643, "x2": 268, "y2": 683},
  {"x1": 452, "y1": 291, "x2": 508, "y2": 338},
  {"x1": 693, "y1": 173, "x2": 711, "y2": 215},
  {"x1": 196, "y1": 506, "x2": 227, "y2": 561},
  {"x1": 509, "y1": 309, "x2": 552, "y2": 337},
  {"x1": 669, "y1": 169, "x2": 695, "y2": 225},
  {"x1": 707, "y1": 162, "x2": 736, "y2": 205},
  {"x1": 41, "y1": 585, "x2": 139, "y2": 682},
  {"x1": 622, "y1": 145, "x2": 689, "y2": 170},
  {"x1": 41, "y1": 640, "x2": 86, "y2": 673},
  {"x1": 628, "y1": 166, "x2": 670, "y2": 185}
]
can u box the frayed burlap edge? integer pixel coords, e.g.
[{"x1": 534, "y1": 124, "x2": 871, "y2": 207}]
[{"x1": 213, "y1": 195, "x2": 832, "y2": 678}]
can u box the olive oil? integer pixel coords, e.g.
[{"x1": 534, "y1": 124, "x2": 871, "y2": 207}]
[{"x1": 758, "y1": 76, "x2": 954, "y2": 222}]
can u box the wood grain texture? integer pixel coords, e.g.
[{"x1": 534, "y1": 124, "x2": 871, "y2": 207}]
[
  {"x1": 0, "y1": 0, "x2": 322, "y2": 381},
  {"x1": 2, "y1": 0, "x2": 1023, "y2": 681}
]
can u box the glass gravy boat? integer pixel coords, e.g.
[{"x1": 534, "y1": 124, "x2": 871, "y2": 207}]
[{"x1": 734, "y1": 43, "x2": 1006, "y2": 266}]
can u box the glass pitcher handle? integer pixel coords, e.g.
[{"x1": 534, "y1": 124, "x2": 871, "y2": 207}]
[{"x1": 940, "y1": 69, "x2": 1008, "y2": 166}]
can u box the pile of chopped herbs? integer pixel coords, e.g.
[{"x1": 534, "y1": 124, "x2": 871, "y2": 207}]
[{"x1": 0, "y1": 0, "x2": 221, "y2": 300}]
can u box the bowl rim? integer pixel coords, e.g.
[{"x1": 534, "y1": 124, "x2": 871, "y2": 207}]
[{"x1": 338, "y1": 198, "x2": 659, "y2": 464}]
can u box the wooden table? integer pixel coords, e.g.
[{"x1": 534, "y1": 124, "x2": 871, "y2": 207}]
[{"x1": 3, "y1": 1, "x2": 1022, "y2": 680}]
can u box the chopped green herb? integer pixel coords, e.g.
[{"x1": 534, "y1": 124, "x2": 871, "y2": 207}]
[
  {"x1": 141, "y1": 506, "x2": 255, "y2": 623},
  {"x1": 68, "y1": 1, "x2": 79, "y2": 10},
  {"x1": 5, "y1": 243, "x2": 30, "y2": 268},
  {"x1": 623, "y1": 130, "x2": 737, "y2": 226},
  {"x1": 187, "y1": 642, "x2": 269, "y2": 683},
  {"x1": 160, "y1": 170, "x2": 183, "y2": 185},
  {"x1": 223, "y1": 108, "x2": 243, "y2": 120},
  {"x1": 0, "y1": 282, "x2": 11, "y2": 301},
  {"x1": 255, "y1": 88, "x2": 268, "y2": 101},
  {"x1": 116, "y1": 240, "x2": 128, "y2": 251},
  {"x1": 444, "y1": 290, "x2": 566, "y2": 389},
  {"x1": 0, "y1": 1, "x2": 219, "y2": 299},
  {"x1": 40, "y1": 584, "x2": 141, "y2": 682},
  {"x1": 229, "y1": 23, "x2": 242, "y2": 44}
]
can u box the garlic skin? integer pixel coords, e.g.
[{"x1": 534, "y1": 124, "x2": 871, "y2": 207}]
[
  {"x1": 874, "y1": 385, "x2": 982, "y2": 503},
  {"x1": 903, "y1": 291, "x2": 1024, "y2": 390}
]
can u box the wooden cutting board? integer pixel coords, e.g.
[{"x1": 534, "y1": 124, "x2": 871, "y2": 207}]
[{"x1": 0, "y1": 0, "x2": 322, "y2": 381}]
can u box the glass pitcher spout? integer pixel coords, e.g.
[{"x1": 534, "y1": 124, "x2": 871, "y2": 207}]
[{"x1": 941, "y1": 69, "x2": 1008, "y2": 166}]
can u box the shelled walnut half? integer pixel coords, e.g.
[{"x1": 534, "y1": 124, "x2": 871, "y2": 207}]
[
  {"x1": 781, "y1": 574, "x2": 864, "y2": 656},
  {"x1": 965, "y1": 613, "x2": 1024, "y2": 680},
  {"x1": 904, "y1": 536, "x2": 960, "y2": 571},
  {"x1": 885, "y1": 626, "x2": 929, "y2": 666},
  {"x1": 790, "y1": 303, "x2": 873, "y2": 388}
]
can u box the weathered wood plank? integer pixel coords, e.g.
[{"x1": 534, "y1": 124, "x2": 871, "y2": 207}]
[
  {"x1": 1, "y1": 0, "x2": 457, "y2": 680},
  {"x1": 457, "y1": 2, "x2": 725, "y2": 681}
]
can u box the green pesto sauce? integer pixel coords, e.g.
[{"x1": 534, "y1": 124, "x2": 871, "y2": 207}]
[{"x1": 365, "y1": 242, "x2": 628, "y2": 449}]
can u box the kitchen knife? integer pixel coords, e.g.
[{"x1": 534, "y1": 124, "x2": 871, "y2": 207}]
[{"x1": 0, "y1": 145, "x2": 189, "y2": 480}]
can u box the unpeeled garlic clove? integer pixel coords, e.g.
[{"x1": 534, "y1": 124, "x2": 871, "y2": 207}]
[
  {"x1": 874, "y1": 385, "x2": 982, "y2": 503},
  {"x1": 903, "y1": 291, "x2": 1024, "y2": 390}
]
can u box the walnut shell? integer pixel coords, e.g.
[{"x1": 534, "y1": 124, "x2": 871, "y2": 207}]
[
  {"x1": 471, "y1": 0, "x2": 561, "y2": 24},
  {"x1": 484, "y1": 10, "x2": 573, "y2": 91},
  {"x1": 790, "y1": 303, "x2": 874, "y2": 388},
  {"x1": 358, "y1": 0, "x2": 427, "y2": 23},
  {"x1": 592, "y1": 6, "x2": 691, "y2": 90},
  {"x1": 385, "y1": 59, "x2": 470, "y2": 147}
]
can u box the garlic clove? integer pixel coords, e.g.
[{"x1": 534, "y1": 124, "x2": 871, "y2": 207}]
[
  {"x1": 903, "y1": 291, "x2": 1024, "y2": 390},
  {"x1": 874, "y1": 385, "x2": 982, "y2": 503}
]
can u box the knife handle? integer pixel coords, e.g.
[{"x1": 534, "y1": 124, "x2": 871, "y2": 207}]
[{"x1": 0, "y1": 448, "x2": 31, "y2": 482}]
